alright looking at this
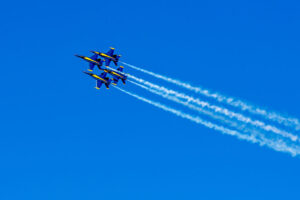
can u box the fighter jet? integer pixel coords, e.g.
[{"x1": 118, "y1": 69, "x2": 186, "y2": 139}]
[
  {"x1": 103, "y1": 66, "x2": 127, "y2": 85},
  {"x1": 83, "y1": 71, "x2": 111, "y2": 89},
  {"x1": 75, "y1": 53, "x2": 104, "y2": 71},
  {"x1": 91, "y1": 47, "x2": 121, "y2": 67}
]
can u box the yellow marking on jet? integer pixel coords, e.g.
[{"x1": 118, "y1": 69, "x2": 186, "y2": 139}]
[
  {"x1": 92, "y1": 74, "x2": 100, "y2": 79},
  {"x1": 112, "y1": 83, "x2": 117, "y2": 85},
  {"x1": 92, "y1": 51, "x2": 115, "y2": 60},
  {"x1": 92, "y1": 75, "x2": 107, "y2": 82},
  {"x1": 100, "y1": 53, "x2": 114, "y2": 59},
  {"x1": 111, "y1": 71, "x2": 122, "y2": 77},
  {"x1": 95, "y1": 87, "x2": 100, "y2": 89},
  {"x1": 84, "y1": 57, "x2": 98, "y2": 64},
  {"x1": 112, "y1": 72, "x2": 123, "y2": 78},
  {"x1": 88, "y1": 69, "x2": 93, "y2": 72}
]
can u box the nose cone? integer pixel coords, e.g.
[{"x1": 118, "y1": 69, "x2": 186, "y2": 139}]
[
  {"x1": 75, "y1": 54, "x2": 84, "y2": 59},
  {"x1": 83, "y1": 71, "x2": 92, "y2": 76},
  {"x1": 91, "y1": 50, "x2": 100, "y2": 55}
]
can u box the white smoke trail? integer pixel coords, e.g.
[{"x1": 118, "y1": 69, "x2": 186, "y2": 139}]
[
  {"x1": 114, "y1": 86, "x2": 300, "y2": 156},
  {"x1": 128, "y1": 80, "x2": 290, "y2": 142},
  {"x1": 129, "y1": 80, "x2": 242, "y2": 129},
  {"x1": 121, "y1": 62, "x2": 300, "y2": 131},
  {"x1": 129, "y1": 80, "x2": 276, "y2": 143},
  {"x1": 127, "y1": 74, "x2": 299, "y2": 142}
]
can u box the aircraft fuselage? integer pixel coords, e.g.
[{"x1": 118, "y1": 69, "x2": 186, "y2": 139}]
[
  {"x1": 103, "y1": 69, "x2": 124, "y2": 78},
  {"x1": 76, "y1": 55, "x2": 100, "y2": 66},
  {"x1": 84, "y1": 72, "x2": 108, "y2": 83},
  {"x1": 93, "y1": 51, "x2": 117, "y2": 61}
]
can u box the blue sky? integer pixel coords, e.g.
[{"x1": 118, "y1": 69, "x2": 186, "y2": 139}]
[{"x1": 0, "y1": 0, "x2": 300, "y2": 199}]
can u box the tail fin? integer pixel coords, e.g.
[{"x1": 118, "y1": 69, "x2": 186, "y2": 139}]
[{"x1": 117, "y1": 66, "x2": 124, "y2": 72}]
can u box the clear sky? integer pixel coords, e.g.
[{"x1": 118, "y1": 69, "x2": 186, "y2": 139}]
[{"x1": 0, "y1": 0, "x2": 300, "y2": 199}]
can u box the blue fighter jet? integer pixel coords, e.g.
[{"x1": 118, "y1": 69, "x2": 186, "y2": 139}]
[
  {"x1": 83, "y1": 71, "x2": 111, "y2": 89},
  {"x1": 91, "y1": 47, "x2": 121, "y2": 67},
  {"x1": 103, "y1": 66, "x2": 127, "y2": 85},
  {"x1": 75, "y1": 53, "x2": 104, "y2": 71}
]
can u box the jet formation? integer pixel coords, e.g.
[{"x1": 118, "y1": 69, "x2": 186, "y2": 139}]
[{"x1": 75, "y1": 47, "x2": 127, "y2": 89}]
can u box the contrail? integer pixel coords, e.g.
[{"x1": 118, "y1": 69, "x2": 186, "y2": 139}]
[
  {"x1": 129, "y1": 80, "x2": 242, "y2": 129},
  {"x1": 114, "y1": 86, "x2": 300, "y2": 156},
  {"x1": 129, "y1": 80, "x2": 280, "y2": 144},
  {"x1": 121, "y1": 62, "x2": 300, "y2": 131},
  {"x1": 127, "y1": 74, "x2": 299, "y2": 142}
]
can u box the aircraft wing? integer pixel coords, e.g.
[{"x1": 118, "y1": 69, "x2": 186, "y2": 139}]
[
  {"x1": 99, "y1": 72, "x2": 111, "y2": 89},
  {"x1": 89, "y1": 63, "x2": 96, "y2": 71},
  {"x1": 106, "y1": 48, "x2": 115, "y2": 56},
  {"x1": 96, "y1": 80, "x2": 103, "y2": 89},
  {"x1": 104, "y1": 80, "x2": 111, "y2": 89},
  {"x1": 111, "y1": 76, "x2": 120, "y2": 85},
  {"x1": 104, "y1": 58, "x2": 111, "y2": 66},
  {"x1": 117, "y1": 66, "x2": 123, "y2": 72},
  {"x1": 100, "y1": 72, "x2": 107, "y2": 78},
  {"x1": 90, "y1": 53, "x2": 98, "y2": 60},
  {"x1": 87, "y1": 54, "x2": 99, "y2": 71}
]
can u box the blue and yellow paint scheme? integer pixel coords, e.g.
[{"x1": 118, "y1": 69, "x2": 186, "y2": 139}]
[
  {"x1": 103, "y1": 66, "x2": 127, "y2": 85},
  {"x1": 83, "y1": 71, "x2": 111, "y2": 89},
  {"x1": 91, "y1": 47, "x2": 121, "y2": 67},
  {"x1": 75, "y1": 54, "x2": 104, "y2": 71}
]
